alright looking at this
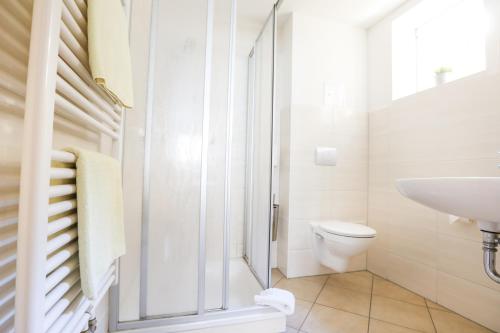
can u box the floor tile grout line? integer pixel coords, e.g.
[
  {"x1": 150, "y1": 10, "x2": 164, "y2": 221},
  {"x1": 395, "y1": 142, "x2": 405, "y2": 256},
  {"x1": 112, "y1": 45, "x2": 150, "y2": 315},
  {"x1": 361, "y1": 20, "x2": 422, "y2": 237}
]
[
  {"x1": 284, "y1": 270, "x2": 492, "y2": 333},
  {"x1": 371, "y1": 273, "x2": 434, "y2": 306},
  {"x1": 312, "y1": 297, "x2": 444, "y2": 332},
  {"x1": 367, "y1": 273, "x2": 374, "y2": 333},
  {"x1": 297, "y1": 304, "x2": 313, "y2": 332},
  {"x1": 313, "y1": 302, "x2": 371, "y2": 319},
  {"x1": 426, "y1": 301, "x2": 494, "y2": 333},
  {"x1": 303, "y1": 273, "x2": 376, "y2": 327},
  {"x1": 371, "y1": 318, "x2": 429, "y2": 333},
  {"x1": 370, "y1": 274, "x2": 488, "y2": 333},
  {"x1": 320, "y1": 282, "x2": 373, "y2": 296},
  {"x1": 297, "y1": 274, "x2": 330, "y2": 332},
  {"x1": 370, "y1": 274, "x2": 427, "y2": 306},
  {"x1": 369, "y1": 296, "x2": 438, "y2": 332},
  {"x1": 369, "y1": 272, "x2": 487, "y2": 330},
  {"x1": 424, "y1": 300, "x2": 438, "y2": 333},
  {"x1": 373, "y1": 294, "x2": 428, "y2": 308},
  {"x1": 424, "y1": 299, "x2": 437, "y2": 332},
  {"x1": 293, "y1": 272, "x2": 377, "y2": 330},
  {"x1": 314, "y1": 275, "x2": 329, "y2": 303}
]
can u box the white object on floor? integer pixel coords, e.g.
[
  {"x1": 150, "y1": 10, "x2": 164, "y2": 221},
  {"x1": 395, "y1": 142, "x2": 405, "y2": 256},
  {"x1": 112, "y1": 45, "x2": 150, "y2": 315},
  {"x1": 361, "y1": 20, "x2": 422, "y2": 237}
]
[
  {"x1": 254, "y1": 288, "x2": 295, "y2": 315},
  {"x1": 310, "y1": 220, "x2": 376, "y2": 272}
]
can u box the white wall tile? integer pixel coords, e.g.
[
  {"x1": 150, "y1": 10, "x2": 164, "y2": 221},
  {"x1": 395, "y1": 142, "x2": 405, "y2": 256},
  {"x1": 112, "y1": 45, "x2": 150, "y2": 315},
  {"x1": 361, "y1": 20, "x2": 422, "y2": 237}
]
[
  {"x1": 367, "y1": 29, "x2": 500, "y2": 330},
  {"x1": 437, "y1": 272, "x2": 500, "y2": 332},
  {"x1": 387, "y1": 225, "x2": 437, "y2": 268},
  {"x1": 387, "y1": 254, "x2": 437, "y2": 301},
  {"x1": 286, "y1": 249, "x2": 333, "y2": 278},
  {"x1": 279, "y1": 13, "x2": 368, "y2": 278},
  {"x1": 436, "y1": 212, "x2": 483, "y2": 243},
  {"x1": 367, "y1": 245, "x2": 390, "y2": 278},
  {"x1": 437, "y1": 234, "x2": 500, "y2": 292},
  {"x1": 288, "y1": 219, "x2": 313, "y2": 251}
]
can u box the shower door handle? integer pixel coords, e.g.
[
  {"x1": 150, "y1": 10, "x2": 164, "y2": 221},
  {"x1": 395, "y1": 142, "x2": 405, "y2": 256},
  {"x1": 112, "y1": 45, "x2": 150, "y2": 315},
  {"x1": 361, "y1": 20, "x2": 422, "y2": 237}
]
[{"x1": 272, "y1": 203, "x2": 279, "y2": 241}]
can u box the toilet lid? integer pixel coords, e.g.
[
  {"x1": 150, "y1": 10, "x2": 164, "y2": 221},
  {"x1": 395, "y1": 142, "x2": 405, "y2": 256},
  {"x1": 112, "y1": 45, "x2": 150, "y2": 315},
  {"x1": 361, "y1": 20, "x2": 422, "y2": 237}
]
[{"x1": 318, "y1": 221, "x2": 376, "y2": 238}]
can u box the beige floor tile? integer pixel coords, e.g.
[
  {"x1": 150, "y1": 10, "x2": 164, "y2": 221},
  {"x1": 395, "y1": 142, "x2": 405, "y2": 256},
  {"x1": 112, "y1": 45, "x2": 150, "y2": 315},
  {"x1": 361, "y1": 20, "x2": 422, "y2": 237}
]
[
  {"x1": 272, "y1": 268, "x2": 284, "y2": 286},
  {"x1": 429, "y1": 309, "x2": 493, "y2": 333},
  {"x1": 301, "y1": 304, "x2": 369, "y2": 333},
  {"x1": 370, "y1": 296, "x2": 435, "y2": 333},
  {"x1": 275, "y1": 276, "x2": 327, "y2": 302},
  {"x1": 327, "y1": 271, "x2": 373, "y2": 294},
  {"x1": 425, "y1": 299, "x2": 449, "y2": 312},
  {"x1": 287, "y1": 299, "x2": 313, "y2": 329},
  {"x1": 316, "y1": 284, "x2": 371, "y2": 316},
  {"x1": 372, "y1": 276, "x2": 426, "y2": 306},
  {"x1": 280, "y1": 272, "x2": 493, "y2": 333},
  {"x1": 369, "y1": 319, "x2": 423, "y2": 333},
  {"x1": 299, "y1": 275, "x2": 330, "y2": 284}
]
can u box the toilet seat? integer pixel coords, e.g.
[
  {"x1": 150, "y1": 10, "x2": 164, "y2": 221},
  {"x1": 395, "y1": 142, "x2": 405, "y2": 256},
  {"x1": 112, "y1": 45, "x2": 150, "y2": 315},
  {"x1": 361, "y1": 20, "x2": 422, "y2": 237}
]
[{"x1": 317, "y1": 220, "x2": 376, "y2": 238}]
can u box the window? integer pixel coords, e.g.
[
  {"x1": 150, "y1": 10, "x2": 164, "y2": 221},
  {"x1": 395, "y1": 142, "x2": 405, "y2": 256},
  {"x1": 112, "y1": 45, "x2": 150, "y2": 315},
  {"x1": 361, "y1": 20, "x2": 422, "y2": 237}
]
[{"x1": 392, "y1": 0, "x2": 488, "y2": 100}]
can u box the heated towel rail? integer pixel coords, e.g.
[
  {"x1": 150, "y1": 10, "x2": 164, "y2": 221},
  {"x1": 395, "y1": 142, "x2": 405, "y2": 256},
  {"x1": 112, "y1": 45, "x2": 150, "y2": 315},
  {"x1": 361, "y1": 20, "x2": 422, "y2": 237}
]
[
  {"x1": 0, "y1": 0, "x2": 33, "y2": 332},
  {"x1": 8, "y1": 0, "x2": 126, "y2": 332}
]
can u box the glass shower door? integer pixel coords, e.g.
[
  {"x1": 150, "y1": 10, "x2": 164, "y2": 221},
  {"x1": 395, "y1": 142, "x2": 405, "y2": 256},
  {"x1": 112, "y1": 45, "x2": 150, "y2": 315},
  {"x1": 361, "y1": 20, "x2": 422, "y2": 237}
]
[
  {"x1": 114, "y1": 0, "x2": 278, "y2": 328},
  {"x1": 142, "y1": 0, "x2": 208, "y2": 317},
  {"x1": 244, "y1": 7, "x2": 277, "y2": 288},
  {"x1": 131, "y1": 0, "x2": 233, "y2": 319}
]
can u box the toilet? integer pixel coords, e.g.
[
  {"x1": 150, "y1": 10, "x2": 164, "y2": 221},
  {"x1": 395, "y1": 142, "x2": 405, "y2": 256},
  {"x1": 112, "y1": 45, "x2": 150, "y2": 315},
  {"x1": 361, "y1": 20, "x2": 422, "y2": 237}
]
[{"x1": 310, "y1": 220, "x2": 376, "y2": 272}]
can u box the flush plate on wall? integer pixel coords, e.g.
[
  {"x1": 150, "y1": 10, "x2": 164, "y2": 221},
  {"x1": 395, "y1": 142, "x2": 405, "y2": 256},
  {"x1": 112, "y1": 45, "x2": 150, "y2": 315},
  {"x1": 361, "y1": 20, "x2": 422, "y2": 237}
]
[{"x1": 315, "y1": 147, "x2": 337, "y2": 166}]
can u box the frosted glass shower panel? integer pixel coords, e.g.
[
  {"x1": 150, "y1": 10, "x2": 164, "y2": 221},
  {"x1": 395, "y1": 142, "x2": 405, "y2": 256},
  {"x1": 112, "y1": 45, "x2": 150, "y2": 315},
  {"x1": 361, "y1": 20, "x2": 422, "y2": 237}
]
[
  {"x1": 145, "y1": 0, "x2": 208, "y2": 316},
  {"x1": 244, "y1": 12, "x2": 275, "y2": 288}
]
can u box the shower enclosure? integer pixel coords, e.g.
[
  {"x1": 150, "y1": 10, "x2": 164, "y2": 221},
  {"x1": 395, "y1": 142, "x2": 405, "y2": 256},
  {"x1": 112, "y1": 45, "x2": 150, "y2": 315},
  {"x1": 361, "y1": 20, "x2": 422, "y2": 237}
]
[
  {"x1": 244, "y1": 11, "x2": 279, "y2": 289},
  {"x1": 109, "y1": 0, "x2": 279, "y2": 330}
]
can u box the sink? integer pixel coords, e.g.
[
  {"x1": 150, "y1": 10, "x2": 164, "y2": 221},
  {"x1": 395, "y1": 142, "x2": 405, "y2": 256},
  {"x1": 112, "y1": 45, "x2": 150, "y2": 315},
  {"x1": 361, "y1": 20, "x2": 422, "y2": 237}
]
[{"x1": 396, "y1": 177, "x2": 500, "y2": 232}]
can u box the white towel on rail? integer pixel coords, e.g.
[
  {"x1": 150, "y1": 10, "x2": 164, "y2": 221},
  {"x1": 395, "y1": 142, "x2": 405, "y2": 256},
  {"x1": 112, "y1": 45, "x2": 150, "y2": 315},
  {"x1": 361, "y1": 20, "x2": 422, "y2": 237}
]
[
  {"x1": 65, "y1": 148, "x2": 126, "y2": 299},
  {"x1": 87, "y1": 0, "x2": 134, "y2": 108}
]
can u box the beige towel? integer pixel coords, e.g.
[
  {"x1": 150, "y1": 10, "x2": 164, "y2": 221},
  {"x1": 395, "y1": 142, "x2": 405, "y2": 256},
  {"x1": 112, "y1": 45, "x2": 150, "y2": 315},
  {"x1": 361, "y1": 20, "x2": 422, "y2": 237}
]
[
  {"x1": 88, "y1": 0, "x2": 134, "y2": 108},
  {"x1": 66, "y1": 148, "x2": 126, "y2": 299}
]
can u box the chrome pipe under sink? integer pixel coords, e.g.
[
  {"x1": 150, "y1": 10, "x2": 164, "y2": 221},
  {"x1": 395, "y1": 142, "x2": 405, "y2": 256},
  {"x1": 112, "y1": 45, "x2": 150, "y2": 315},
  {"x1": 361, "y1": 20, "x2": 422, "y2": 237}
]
[{"x1": 482, "y1": 231, "x2": 500, "y2": 284}]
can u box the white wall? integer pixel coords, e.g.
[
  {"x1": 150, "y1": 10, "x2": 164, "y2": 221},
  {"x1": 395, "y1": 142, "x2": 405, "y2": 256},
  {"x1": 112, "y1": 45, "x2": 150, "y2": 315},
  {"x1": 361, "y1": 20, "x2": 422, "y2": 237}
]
[
  {"x1": 278, "y1": 13, "x2": 368, "y2": 278},
  {"x1": 367, "y1": 1, "x2": 500, "y2": 330}
]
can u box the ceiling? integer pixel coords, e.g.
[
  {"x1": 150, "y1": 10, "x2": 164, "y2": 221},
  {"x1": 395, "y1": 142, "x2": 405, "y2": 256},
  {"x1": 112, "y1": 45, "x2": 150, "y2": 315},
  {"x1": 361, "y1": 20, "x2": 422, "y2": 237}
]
[
  {"x1": 279, "y1": 0, "x2": 407, "y2": 28},
  {"x1": 238, "y1": 0, "x2": 408, "y2": 28}
]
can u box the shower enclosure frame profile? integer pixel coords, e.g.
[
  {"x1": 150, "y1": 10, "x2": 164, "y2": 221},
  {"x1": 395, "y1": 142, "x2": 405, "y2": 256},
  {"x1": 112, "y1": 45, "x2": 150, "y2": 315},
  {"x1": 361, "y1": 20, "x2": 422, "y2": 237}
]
[
  {"x1": 243, "y1": 3, "x2": 279, "y2": 290},
  {"x1": 108, "y1": 0, "x2": 281, "y2": 331}
]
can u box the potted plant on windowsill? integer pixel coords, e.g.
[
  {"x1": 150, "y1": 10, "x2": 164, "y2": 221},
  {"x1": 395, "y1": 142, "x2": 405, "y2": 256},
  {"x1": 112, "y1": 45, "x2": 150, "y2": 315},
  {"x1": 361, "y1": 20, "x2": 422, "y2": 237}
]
[{"x1": 434, "y1": 66, "x2": 452, "y2": 86}]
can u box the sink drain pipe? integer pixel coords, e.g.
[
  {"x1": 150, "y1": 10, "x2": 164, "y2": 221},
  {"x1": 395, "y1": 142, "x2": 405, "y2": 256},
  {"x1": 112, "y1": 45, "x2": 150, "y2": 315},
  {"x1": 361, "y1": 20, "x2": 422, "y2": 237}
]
[{"x1": 482, "y1": 231, "x2": 500, "y2": 284}]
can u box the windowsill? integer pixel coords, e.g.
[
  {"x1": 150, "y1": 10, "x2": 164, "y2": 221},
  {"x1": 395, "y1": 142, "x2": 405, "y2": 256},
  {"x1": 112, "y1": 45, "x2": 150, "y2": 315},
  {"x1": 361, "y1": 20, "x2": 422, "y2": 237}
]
[
  {"x1": 387, "y1": 69, "x2": 490, "y2": 105},
  {"x1": 368, "y1": 68, "x2": 500, "y2": 113}
]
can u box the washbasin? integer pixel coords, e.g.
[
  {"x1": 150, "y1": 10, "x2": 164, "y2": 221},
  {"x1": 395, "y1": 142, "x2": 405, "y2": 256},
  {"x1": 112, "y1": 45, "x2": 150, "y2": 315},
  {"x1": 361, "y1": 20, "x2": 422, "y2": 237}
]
[{"x1": 396, "y1": 177, "x2": 500, "y2": 233}]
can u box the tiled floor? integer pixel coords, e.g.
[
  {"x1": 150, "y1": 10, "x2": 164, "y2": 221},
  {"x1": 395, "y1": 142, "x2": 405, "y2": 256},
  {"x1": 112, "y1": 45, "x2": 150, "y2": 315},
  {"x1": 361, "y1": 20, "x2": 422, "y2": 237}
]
[{"x1": 271, "y1": 269, "x2": 494, "y2": 333}]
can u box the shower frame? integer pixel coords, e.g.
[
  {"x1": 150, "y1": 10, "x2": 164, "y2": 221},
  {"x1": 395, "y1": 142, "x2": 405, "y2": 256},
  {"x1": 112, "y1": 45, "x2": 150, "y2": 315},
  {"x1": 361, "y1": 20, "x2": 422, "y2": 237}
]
[
  {"x1": 243, "y1": 5, "x2": 279, "y2": 290},
  {"x1": 108, "y1": 0, "x2": 280, "y2": 331}
]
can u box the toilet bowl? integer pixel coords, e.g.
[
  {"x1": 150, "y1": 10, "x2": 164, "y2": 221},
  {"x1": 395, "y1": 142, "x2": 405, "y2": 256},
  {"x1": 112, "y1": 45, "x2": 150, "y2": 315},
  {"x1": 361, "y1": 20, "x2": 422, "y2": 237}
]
[{"x1": 310, "y1": 220, "x2": 376, "y2": 272}]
